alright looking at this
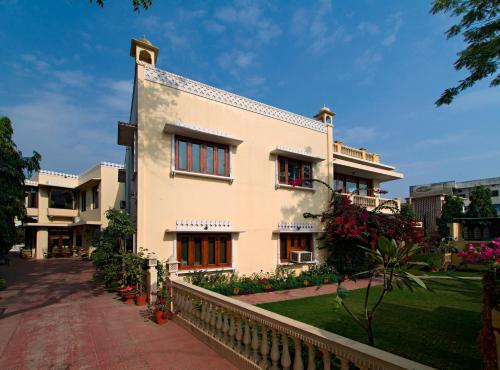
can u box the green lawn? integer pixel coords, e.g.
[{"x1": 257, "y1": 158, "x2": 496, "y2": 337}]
[{"x1": 258, "y1": 278, "x2": 482, "y2": 370}]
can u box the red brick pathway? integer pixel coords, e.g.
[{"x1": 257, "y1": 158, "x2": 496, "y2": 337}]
[
  {"x1": 234, "y1": 278, "x2": 383, "y2": 305},
  {"x1": 0, "y1": 255, "x2": 236, "y2": 370}
]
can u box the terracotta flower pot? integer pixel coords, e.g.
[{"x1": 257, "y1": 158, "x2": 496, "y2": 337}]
[
  {"x1": 135, "y1": 294, "x2": 147, "y2": 306},
  {"x1": 323, "y1": 278, "x2": 332, "y2": 284},
  {"x1": 122, "y1": 293, "x2": 136, "y2": 304},
  {"x1": 154, "y1": 309, "x2": 168, "y2": 325}
]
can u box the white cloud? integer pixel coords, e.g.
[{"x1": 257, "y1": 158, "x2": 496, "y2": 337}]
[
  {"x1": 382, "y1": 12, "x2": 403, "y2": 47},
  {"x1": 357, "y1": 21, "x2": 380, "y2": 35},
  {"x1": 20, "y1": 54, "x2": 49, "y2": 71},
  {"x1": 355, "y1": 49, "x2": 383, "y2": 69},
  {"x1": 53, "y1": 70, "x2": 89, "y2": 87},
  {"x1": 218, "y1": 50, "x2": 255, "y2": 71},
  {"x1": 414, "y1": 131, "x2": 470, "y2": 148},
  {"x1": 452, "y1": 88, "x2": 500, "y2": 111},
  {"x1": 337, "y1": 126, "x2": 377, "y2": 144},
  {"x1": 291, "y1": 0, "x2": 351, "y2": 54},
  {"x1": 203, "y1": 20, "x2": 226, "y2": 34},
  {"x1": 0, "y1": 78, "x2": 130, "y2": 172}
]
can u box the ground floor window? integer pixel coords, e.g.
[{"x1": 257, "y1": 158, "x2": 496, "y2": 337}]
[
  {"x1": 280, "y1": 233, "x2": 313, "y2": 263},
  {"x1": 177, "y1": 234, "x2": 231, "y2": 270}
]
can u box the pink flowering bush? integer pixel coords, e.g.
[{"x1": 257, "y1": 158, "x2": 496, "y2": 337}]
[{"x1": 457, "y1": 237, "x2": 500, "y2": 270}]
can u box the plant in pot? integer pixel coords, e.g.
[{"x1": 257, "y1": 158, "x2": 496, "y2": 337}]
[
  {"x1": 148, "y1": 298, "x2": 171, "y2": 325},
  {"x1": 124, "y1": 248, "x2": 148, "y2": 306}
]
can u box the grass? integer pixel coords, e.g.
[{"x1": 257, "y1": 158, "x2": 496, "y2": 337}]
[{"x1": 258, "y1": 278, "x2": 482, "y2": 370}]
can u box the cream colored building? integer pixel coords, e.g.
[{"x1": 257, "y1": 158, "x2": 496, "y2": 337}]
[
  {"x1": 23, "y1": 162, "x2": 125, "y2": 259},
  {"x1": 119, "y1": 38, "x2": 403, "y2": 275}
]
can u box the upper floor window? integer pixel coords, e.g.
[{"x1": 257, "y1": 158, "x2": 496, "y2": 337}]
[
  {"x1": 49, "y1": 188, "x2": 74, "y2": 209},
  {"x1": 80, "y1": 191, "x2": 87, "y2": 212},
  {"x1": 491, "y1": 190, "x2": 499, "y2": 197},
  {"x1": 334, "y1": 174, "x2": 373, "y2": 196},
  {"x1": 177, "y1": 234, "x2": 231, "y2": 270},
  {"x1": 278, "y1": 156, "x2": 312, "y2": 188},
  {"x1": 175, "y1": 136, "x2": 229, "y2": 177},
  {"x1": 92, "y1": 185, "x2": 99, "y2": 209},
  {"x1": 25, "y1": 187, "x2": 38, "y2": 208}
]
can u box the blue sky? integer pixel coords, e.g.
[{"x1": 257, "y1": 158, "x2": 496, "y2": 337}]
[{"x1": 1, "y1": 0, "x2": 498, "y2": 198}]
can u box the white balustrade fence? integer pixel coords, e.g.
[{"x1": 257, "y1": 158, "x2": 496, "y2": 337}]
[{"x1": 169, "y1": 278, "x2": 434, "y2": 370}]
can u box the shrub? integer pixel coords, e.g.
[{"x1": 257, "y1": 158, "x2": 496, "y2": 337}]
[{"x1": 187, "y1": 264, "x2": 338, "y2": 296}]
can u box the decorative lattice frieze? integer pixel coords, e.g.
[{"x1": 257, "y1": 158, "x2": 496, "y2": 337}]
[
  {"x1": 176, "y1": 220, "x2": 233, "y2": 232},
  {"x1": 278, "y1": 223, "x2": 315, "y2": 232},
  {"x1": 39, "y1": 170, "x2": 78, "y2": 179},
  {"x1": 141, "y1": 63, "x2": 329, "y2": 133}
]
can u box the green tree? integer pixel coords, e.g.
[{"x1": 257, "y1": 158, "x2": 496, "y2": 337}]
[
  {"x1": 400, "y1": 202, "x2": 416, "y2": 221},
  {"x1": 430, "y1": 0, "x2": 499, "y2": 106},
  {"x1": 91, "y1": 0, "x2": 153, "y2": 12},
  {"x1": 438, "y1": 195, "x2": 464, "y2": 238},
  {"x1": 335, "y1": 236, "x2": 426, "y2": 347},
  {"x1": 92, "y1": 209, "x2": 135, "y2": 286},
  {"x1": 467, "y1": 185, "x2": 497, "y2": 218},
  {"x1": 0, "y1": 117, "x2": 41, "y2": 255}
]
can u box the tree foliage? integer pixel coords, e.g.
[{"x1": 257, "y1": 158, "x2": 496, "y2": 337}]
[
  {"x1": 400, "y1": 202, "x2": 416, "y2": 221},
  {"x1": 304, "y1": 182, "x2": 422, "y2": 276},
  {"x1": 92, "y1": 209, "x2": 135, "y2": 287},
  {"x1": 438, "y1": 195, "x2": 464, "y2": 238},
  {"x1": 91, "y1": 0, "x2": 152, "y2": 12},
  {"x1": 431, "y1": 0, "x2": 500, "y2": 106},
  {"x1": 335, "y1": 236, "x2": 427, "y2": 347},
  {"x1": 0, "y1": 117, "x2": 41, "y2": 255},
  {"x1": 467, "y1": 185, "x2": 497, "y2": 218}
]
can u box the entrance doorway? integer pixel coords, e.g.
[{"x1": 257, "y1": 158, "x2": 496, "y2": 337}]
[{"x1": 48, "y1": 229, "x2": 73, "y2": 257}]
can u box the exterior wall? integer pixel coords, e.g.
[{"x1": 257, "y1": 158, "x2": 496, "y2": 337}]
[
  {"x1": 410, "y1": 195, "x2": 445, "y2": 236},
  {"x1": 23, "y1": 163, "x2": 125, "y2": 259},
  {"x1": 134, "y1": 66, "x2": 332, "y2": 274}
]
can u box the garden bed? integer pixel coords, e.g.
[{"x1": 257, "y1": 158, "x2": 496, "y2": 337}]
[{"x1": 187, "y1": 264, "x2": 338, "y2": 296}]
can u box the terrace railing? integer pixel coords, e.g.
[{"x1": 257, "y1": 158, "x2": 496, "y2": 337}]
[
  {"x1": 333, "y1": 141, "x2": 380, "y2": 163},
  {"x1": 342, "y1": 194, "x2": 400, "y2": 212},
  {"x1": 169, "y1": 278, "x2": 434, "y2": 370}
]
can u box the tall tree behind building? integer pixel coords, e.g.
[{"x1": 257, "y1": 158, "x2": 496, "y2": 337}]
[{"x1": 0, "y1": 117, "x2": 41, "y2": 255}]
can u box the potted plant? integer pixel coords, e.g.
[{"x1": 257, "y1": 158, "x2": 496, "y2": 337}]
[
  {"x1": 263, "y1": 283, "x2": 273, "y2": 292},
  {"x1": 122, "y1": 287, "x2": 137, "y2": 304}
]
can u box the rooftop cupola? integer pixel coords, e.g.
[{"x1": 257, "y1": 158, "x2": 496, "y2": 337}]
[
  {"x1": 314, "y1": 105, "x2": 335, "y2": 125},
  {"x1": 130, "y1": 36, "x2": 159, "y2": 66}
]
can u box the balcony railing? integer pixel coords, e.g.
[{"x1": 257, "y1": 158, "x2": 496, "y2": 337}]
[
  {"x1": 47, "y1": 208, "x2": 78, "y2": 218},
  {"x1": 169, "y1": 278, "x2": 433, "y2": 370},
  {"x1": 342, "y1": 194, "x2": 400, "y2": 212},
  {"x1": 333, "y1": 141, "x2": 380, "y2": 163}
]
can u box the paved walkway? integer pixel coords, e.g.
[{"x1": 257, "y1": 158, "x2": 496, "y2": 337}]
[
  {"x1": 0, "y1": 254, "x2": 236, "y2": 370},
  {"x1": 234, "y1": 278, "x2": 383, "y2": 305}
]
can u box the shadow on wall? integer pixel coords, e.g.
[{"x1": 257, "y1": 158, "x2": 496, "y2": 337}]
[{"x1": 138, "y1": 79, "x2": 180, "y2": 178}]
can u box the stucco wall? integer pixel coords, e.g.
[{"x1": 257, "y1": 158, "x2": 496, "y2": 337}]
[{"x1": 135, "y1": 68, "x2": 333, "y2": 274}]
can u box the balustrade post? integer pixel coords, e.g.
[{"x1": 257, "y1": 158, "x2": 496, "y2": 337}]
[
  {"x1": 235, "y1": 317, "x2": 243, "y2": 353},
  {"x1": 281, "y1": 333, "x2": 292, "y2": 370},
  {"x1": 251, "y1": 321, "x2": 260, "y2": 363},
  {"x1": 229, "y1": 314, "x2": 236, "y2": 348},
  {"x1": 271, "y1": 329, "x2": 280, "y2": 370},
  {"x1": 166, "y1": 255, "x2": 179, "y2": 280},
  {"x1": 321, "y1": 349, "x2": 331, "y2": 370},
  {"x1": 307, "y1": 343, "x2": 316, "y2": 370},
  {"x1": 223, "y1": 313, "x2": 230, "y2": 344},
  {"x1": 260, "y1": 324, "x2": 270, "y2": 369},
  {"x1": 293, "y1": 337, "x2": 304, "y2": 370},
  {"x1": 216, "y1": 310, "x2": 223, "y2": 339},
  {"x1": 243, "y1": 319, "x2": 251, "y2": 357},
  {"x1": 339, "y1": 357, "x2": 349, "y2": 370}
]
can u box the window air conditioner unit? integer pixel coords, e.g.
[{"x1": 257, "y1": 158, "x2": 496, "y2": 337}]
[
  {"x1": 290, "y1": 251, "x2": 313, "y2": 263},
  {"x1": 120, "y1": 200, "x2": 126, "y2": 209}
]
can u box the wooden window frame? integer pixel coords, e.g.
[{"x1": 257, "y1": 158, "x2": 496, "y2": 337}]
[
  {"x1": 177, "y1": 233, "x2": 232, "y2": 270},
  {"x1": 277, "y1": 156, "x2": 313, "y2": 188},
  {"x1": 279, "y1": 233, "x2": 313, "y2": 263},
  {"x1": 80, "y1": 191, "x2": 86, "y2": 212},
  {"x1": 334, "y1": 173, "x2": 373, "y2": 196},
  {"x1": 175, "y1": 136, "x2": 230, "y2": 177}
]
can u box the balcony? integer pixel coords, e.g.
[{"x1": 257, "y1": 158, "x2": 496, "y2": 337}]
[
  {"x1": 333, "y1": 141, "x2": 380, "y2": 163},
  {"x1": 47, "y1": 208, "x2": 78, "y2": 218},
  {"x1": 342, "y1": 194, "x2": 400, "y2": 212}
]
